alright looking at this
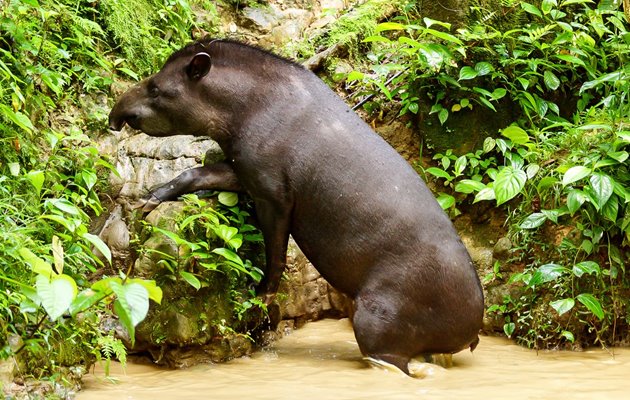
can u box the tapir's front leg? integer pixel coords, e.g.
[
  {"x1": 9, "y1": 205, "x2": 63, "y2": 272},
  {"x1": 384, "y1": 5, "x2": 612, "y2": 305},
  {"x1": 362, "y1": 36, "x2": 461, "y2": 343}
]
[
  {"x1": 135, "y1": 161, "x2": 242, "y2": 212},
  {"x1": 254, "y1": 198, "x2": 291, "y2": 305}
]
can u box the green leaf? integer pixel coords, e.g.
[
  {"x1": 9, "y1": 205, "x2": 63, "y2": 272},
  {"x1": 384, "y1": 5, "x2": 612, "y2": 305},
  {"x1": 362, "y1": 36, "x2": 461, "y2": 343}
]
[
  {"x1": 454, "y1": 155, "x2": 467, "y2": 175},
  {"x1": 483, "y1": 137, "x2": 496, "y2": 153},
  {"x1": 82, "y1": 233, "x2": 112, "y2": 264},
  {"x1": 543, "y1": 70, "x2": 560, "y2": 90},
  {"x1": 494, "y1": 166, "x2": 527, "y2": 205},
  {"x1": 475, "y1": 62, "x2": 494, "y2": 76},
  {"x1": 36, "y1": 274, "x2": 77, "y2": 321},
  {"x1": 541, "y1": 0, "x2": 558, "y2": 14},
  {"x1": 424, "y1": 29, "x2": 463, "y2": 45},
  {"x1": 51, "y1": 235, "x2": 64, "y2": 275},
  {"x1": 520, "y1": 213, "x2": 547, "y2": 229},
  {"x1": 69, "y1": 289, "x2": 103, "y2": 316},
  {"x1": 438, "y1": 108, "x2": 448, "y2": 125},
  {"x1": 576, "y1": 293, "x2": 604, "y2": 320},
  {"x1": 112, "y1": 281, "x2": 149, "y2": 327},
  {"x1": 589, "y1": 173, "x2": 613, "y2": 210},
  {"x1": 48, "y1": 198, "x2": 81, "y2": 215},
  {"x1": 180, "y1": 271, "x2": 201, "y2": 290},
  {"x1": 521, "y1": 2, "x2": 542, "y2": 17},
  {"x1": 530, "y1": 263, "x2": 566, "y2": 287},
  {"x1": 560, "y1": 0, "x2": 594, "y2": 7},
  {"x1": 363, "y1": 35, "x2": 391, "y2": 44},
  {"x1": 27, "y1": 170, "x2": 45, "y2": 196},
  {"x1": 474, "y1": 187, "x2": 496, "y2": 203},
  {"x1": 455, "y1": 179, "x2": 486, "y2": 194},
  {"x1": 212, "y1": 247, "x2": 243, "y2": 265},
  {"x1": 491, "y1": 88, "x2": 507, "y2": 100},
  {"x1": 19, "y1": 248, "x2": 54, "y2": 276},
  {"x1": 503, "y1": 322, "x2": 515, "y2": 337},
  {"x1": 562, "y1": 166, "x2": 591, "y2": 186},
  {"x1": 114, "y1": 299, "x2": 135, "y2": 346},
  {"x1": 425, "y1": 167, "x2": 452, "y2": 180},
  {"x1": 526, "y1": 164, "x2": 540, "y2": 179},
  {"x1": 555, "y1": 54, "x2": 585, "y2": 67},
  {"x1": 501, "y1": 126, "x2": 529, "y2": 145},
  {"x1": 128, "y1": 278, "x2": 162, "y2": 304},
  {"x1": 567, "y1": 189, "x2": 587, "y2": 214},
  {"x1": 218, "y1": 192, "x2": 238, "y2": 207},
  {"x1": 459, "y1": 66, "x2": 478, "y2": 80},
  {"x1": 537, "y1": 176, "x2": 558, "y2": 192},
  {"x1": 423, "y1": 17, "x2": 451, "y2": 29},
  {"x1": 550, "y1": 298, "x2": 575, "y2": 315},
  {"x1": 436, "y1": 193, "x2": 455, "y2": 210},
  {"x1": 572, "y1": 261, "x2": 600, "y2": 277},
  {"x1": 561, "y1": 331, "x2": 575, "y2": 342},
  {"x1": 375, "y1": 22, "x2": 406, "y2": 32}
]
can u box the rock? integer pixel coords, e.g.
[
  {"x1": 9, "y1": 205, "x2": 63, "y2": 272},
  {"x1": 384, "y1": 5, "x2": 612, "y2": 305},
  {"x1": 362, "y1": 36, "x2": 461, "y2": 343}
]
[
  {"x1": 242, "y1": 5, "x2": 284, "y2": 32},
  {"x1": 493, "y1": 237, "x2": 512, "y2": 259},
  {"x1": 0, "y1": 358, "x2": 16, "y2": 388}
]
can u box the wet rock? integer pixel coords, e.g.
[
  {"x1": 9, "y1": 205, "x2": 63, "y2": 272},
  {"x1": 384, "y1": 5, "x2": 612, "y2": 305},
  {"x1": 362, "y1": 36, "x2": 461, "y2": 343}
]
[
  {"x1": 242, "y1": 5, "x2": 284, "y2": 32},
  {"x1": 493, "y1": 237, "x2": 513, "y2": 259}
]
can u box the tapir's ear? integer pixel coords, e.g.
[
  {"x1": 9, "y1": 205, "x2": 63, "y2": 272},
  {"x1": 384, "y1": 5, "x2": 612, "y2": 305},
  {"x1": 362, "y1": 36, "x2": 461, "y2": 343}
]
[{"x1": 187, "y1": 52, "x2": 212, "y2": 80}]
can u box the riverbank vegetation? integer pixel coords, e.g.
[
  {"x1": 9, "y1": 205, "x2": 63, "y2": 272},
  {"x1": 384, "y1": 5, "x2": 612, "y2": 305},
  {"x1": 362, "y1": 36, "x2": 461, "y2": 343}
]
[
  {"x1": 0, "y1": 0, "x2": 628, "y2": 396},
  {"x1": 350, "y1": 0, "x2": 629, "y2": 349}
]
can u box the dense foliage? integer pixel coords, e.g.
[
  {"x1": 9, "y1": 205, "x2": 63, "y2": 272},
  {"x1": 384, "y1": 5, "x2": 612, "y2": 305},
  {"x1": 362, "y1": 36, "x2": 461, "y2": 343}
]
[
  {"x1": 0, "y1": 0, "x2": 224, "y2": 389},
  {"x1": 353, "y1": 0, "x2": 629, "y2": 348}
]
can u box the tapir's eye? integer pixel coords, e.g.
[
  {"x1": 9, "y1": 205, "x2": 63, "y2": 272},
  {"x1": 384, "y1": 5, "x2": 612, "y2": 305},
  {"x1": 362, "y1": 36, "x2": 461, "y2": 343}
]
[{"x1": 148, "y1": 83, "x2": 160, "y2": 98}]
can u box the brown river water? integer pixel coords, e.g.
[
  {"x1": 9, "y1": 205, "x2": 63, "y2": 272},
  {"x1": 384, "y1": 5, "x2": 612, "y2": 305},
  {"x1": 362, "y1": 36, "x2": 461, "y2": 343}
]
[{"x1": 79, "y1": 318, "x2": 630, "y2": 400}]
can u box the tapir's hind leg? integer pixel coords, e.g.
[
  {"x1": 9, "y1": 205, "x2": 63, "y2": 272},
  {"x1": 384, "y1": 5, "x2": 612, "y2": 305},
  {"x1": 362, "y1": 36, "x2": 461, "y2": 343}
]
[{"x1": 352, "y1": 291, "x2": 413, "y2": 375}]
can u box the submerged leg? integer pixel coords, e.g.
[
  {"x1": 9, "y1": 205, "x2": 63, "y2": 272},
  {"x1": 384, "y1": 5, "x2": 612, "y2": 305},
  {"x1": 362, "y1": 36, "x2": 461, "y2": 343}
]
[{"x1": 352, "y1": 291, "x2": 412, "y2": 375}]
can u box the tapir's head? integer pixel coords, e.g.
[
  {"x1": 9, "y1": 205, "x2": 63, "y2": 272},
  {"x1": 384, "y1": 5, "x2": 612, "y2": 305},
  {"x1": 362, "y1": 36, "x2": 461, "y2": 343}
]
[{"x1": 108, "y1": 46, "x2": 218, "y2": 137}]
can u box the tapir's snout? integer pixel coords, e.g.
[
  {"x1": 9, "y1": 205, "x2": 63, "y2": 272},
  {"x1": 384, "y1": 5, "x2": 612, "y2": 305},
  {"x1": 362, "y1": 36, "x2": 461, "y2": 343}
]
[{"x1": 108, "y1": 84, "x2": 145, "y2": 131}]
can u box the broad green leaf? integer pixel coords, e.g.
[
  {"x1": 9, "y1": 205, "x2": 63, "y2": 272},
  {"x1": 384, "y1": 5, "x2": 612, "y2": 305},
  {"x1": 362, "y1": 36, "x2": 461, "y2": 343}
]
[
  {"x1": 180, "y1": 271, "x2": 201, "y2": 290},
  {"x1": 215, "y1": 224, "x2": 239, "y2": 243},
  {"x1": 503, "y1": 322, "x2": 515, "y2": 337},
  {"x1": 436, "y1": 193, "x2": 455, "y2": 210},
  {"x1": 128, "y1": 278, "x2": 163, "y2": 304},
  {"x1": 560, "y1": 0, "x2": 593, "y2": 6},
  {"x1": 438, "y1": 108, "x2": 449, "y2": 125},
  {"x1": 362, "y1": 35, "x2": 391, "y2": 44},
  {"x1": 520, "y1": 213, "x2": 547, "y2": 229},
  {"x1": 589, "y1": 173, "x2": 613, "y2": 210},
  {"x1": 483, "y1": 137, "x2": 496, "y2": 153},
  {"x1": 454, "y1": 155, "x2": 467, "y2": 175},
  {"x1": 218, "y1": 192, "x2": 238, "y2": 207},
  {"x1": 576, "y1": 293, "x2": 604, "y2": 320},
  {"x1": 212, "y1": 247, "x2": 243, "y2": 265},
  {"x1": 541, "y1": 0, "x2": 558, "y2": 14},
  {"x1": 27, "y1": 170, "x2": 45, "y2": 196},
  {"x1": 19, "y1": 248, "x2": 53, "y2": 276},
  {"x1": 82, "y1": 233, "x2": 112, "y2": 264},
  {"x1": 543, "y1": 70, "x2": 560, "y2": 90},
  {"x1": 455, "y1": 179, "x2": 486, "y2": 194},
  {"x1": 572, "y1": 261, "x2": 600, "y2": 277},
  {"x1": 69, "y1": 289, "x2": 103, "y2": 316},
  {"x1": 555, "y1": 54, "x2": 585, "y2": 66},
  {"x1": 521, "y1": 2, "x2": 542, "y2": 17},
  {"x1": 459, "y1": 66, "x2": 478, "y2": 80},
  {"x1": 530, "y1": 263, "x2": 566, "y2": 287},
  {"x1": 501, "y1": 126, "x2": 529, "y2": 144},
  {"x1": 114, "y1": 299, "x2": 136, "y2": 345},
  {"x1": 478, "y1": 97, "x2": 497, "y2": 112},
  {"x1": 491, "y1": 88, "x2": 507, "y2": 100},
  {"x1": 494, "y1": 166, "x2": 527, "y2": 205},
  {"x1": 562, "y1": 166, "x2": 591, "y2": 186},
  {"x1": 423, "y1": 17, "x2": 451, "y2": 29},
  {"x1": 474, "y1": 187, "x2": 496, "y2": 203},
  {"x1": 602, "y1": 195, "x2": 618, "y2": 222},
  {"x1": 607, "y1": 151, "x2": 628, "y2": 164},
  {"x1": 375, "y1": 22, "x2": 406, "y2": 32},
  {"x1": 537, "y1": 176, "x2": 558, "y2": 192},
  {"x1": 425, "y1": 29, "x2": 463, "y2": 45},
  {"x1": 36, "y1": 274, "x2": 77, "y2": 321},
  {"x1": 526, "y1": 164, "x2": 540, "y2": 179},
  {"x1": 113, "y1": 282, "x2": 149, "y2": 327},
  {"x1": 475, "y1": 62, "x2": 494, "y2": 76},
  {"x1": 561, "y1": 331, "x2": 575, "y2": 342},
  {"x1": 425, "y1": 167, "x2": 452, "y2": 180},
  {"x1": 48, "y1": 198, "x2": 81, "y2": 215},
  {"x1": 550, "y1": 298, "x2": 575, "y2": 315},
  {"x1": 567, "y1": 189, "x2": 587, "y2": 214}
]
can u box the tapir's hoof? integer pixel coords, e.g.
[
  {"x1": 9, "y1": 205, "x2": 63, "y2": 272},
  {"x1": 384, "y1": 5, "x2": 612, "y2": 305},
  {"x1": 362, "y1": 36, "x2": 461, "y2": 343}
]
[{"x1": 132, "y1": 194, "x2": 162, "y2": 213}]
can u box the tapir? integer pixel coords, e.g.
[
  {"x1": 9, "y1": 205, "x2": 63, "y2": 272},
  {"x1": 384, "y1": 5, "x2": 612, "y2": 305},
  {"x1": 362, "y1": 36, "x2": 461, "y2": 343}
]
[{"x1": 109, "y1": 38, "x2": 484, "y2": 375}]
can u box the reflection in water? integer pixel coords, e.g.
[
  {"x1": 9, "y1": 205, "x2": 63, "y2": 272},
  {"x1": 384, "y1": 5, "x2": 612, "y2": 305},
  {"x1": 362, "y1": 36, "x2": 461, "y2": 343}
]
[{"x1": 80, "y1": 319, "x2": 629, "y2": 400}]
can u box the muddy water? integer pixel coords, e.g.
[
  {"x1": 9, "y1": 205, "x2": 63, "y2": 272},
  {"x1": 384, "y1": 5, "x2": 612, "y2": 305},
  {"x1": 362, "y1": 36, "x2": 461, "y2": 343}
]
[{"x1": 80, "y1": 319, "x2": 630, "y2": 400}]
